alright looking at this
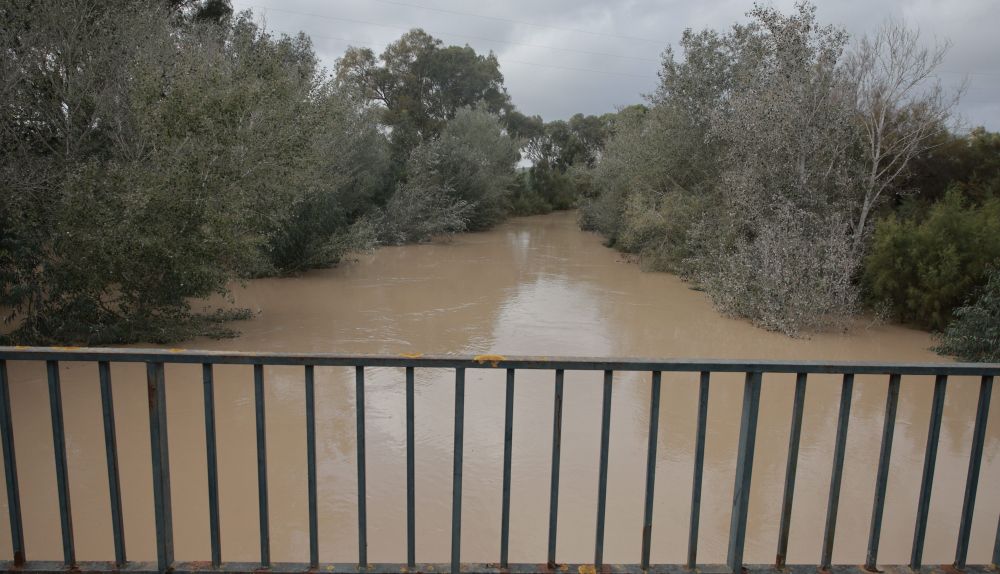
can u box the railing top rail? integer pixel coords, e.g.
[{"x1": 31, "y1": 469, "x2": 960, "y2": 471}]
[{"x1": 1, "y1": 346, "x2": 998, "y2": 376}]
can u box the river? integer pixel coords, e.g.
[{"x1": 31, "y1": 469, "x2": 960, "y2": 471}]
[{"x1": 1, "y1": 211, "x2": 998, "y2": 566}]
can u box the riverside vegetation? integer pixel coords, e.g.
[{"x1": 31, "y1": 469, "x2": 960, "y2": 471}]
[{"x1": 1, "y1": 1, "x2": 998, "y2": 361}]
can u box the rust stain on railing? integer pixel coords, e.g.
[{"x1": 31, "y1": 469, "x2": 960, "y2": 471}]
[{"x1": 474, "y1": 354, "x2": 505, "y2": 367}]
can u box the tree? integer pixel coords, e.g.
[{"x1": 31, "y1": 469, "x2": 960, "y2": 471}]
[
  {"x1": 336, "y1": 30, "x2": 511, "y2": 161},
  {"x1": 264, "y1": 87, "x2": 391, "y2": 274},
  {"x1": 372, "y1": 109, "x2": 519, "y2": 243},
  {"x1": 690, "y1": 3, "x2": 863, "y2": 334},
  {"x1": 400, "y1": 108, "x2": 521, "y2": 231},
  {"x1": 897, "y1": 127, "x2": 1000, "y2": 210},
  {"x1": 0, "y1": 2, "x2": 386, "y2": 343},
  {"x1": 845, "y1": 19, "x2": 960, "y2": 253}
]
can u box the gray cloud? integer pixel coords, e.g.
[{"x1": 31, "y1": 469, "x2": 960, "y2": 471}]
[{"x1": 234, "y1": 0, "x2": 1000, "y2": 129}]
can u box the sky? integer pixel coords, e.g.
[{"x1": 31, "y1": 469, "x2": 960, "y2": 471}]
[{"x1": 231, "y1": 0, "x2": 1000, "y2": 130}]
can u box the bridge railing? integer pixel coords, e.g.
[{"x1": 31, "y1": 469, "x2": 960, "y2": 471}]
[{"x1": 0, "y1": 347, "x2": 998, "y2": 574}]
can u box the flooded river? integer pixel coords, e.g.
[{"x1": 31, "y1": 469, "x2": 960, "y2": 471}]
[{"x1": 1, "y1": 211, "x2": 998, "y2": 566}]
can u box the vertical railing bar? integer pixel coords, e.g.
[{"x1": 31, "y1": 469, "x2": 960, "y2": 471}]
[
  {"x1": 688, "y1": 371, "x2": 710, "y2": 570},
  {"x1": 726, "y1": 371, "x2": 762, "y2": 574},
  {"x1": 955, "y1": 375, "x2": 993, "y2": 570},
  {"x1": 451, "y1": 368, "x2": 466, "y2": 574},
  {"x1": 640, "y1": 371, "x2": 662, "y2": 570},
  {"x1": 356, "y1": 366, "x2": 368, "y2": 567},
  {"x1": 306, "y1": 365, "x2": 319, "y2": 569},
  {"x1": 98, "y1": 361, "x2": 126, "y2": 566},
  {"x1": 500, "y1": 368, "x2": 515, "y2": 569},
  {"x1": 47, "y1": 360, "x2": 75, "y2": 567},
  {"x1": 994, "y1": 511, "x2": 1000, "y2": 569},
  {"x1": 203, "y1": 364, "x2": 222, "y2": 568},
  {"x1": 865, "y1": 373, "x2": 900, "y2": 571},
  {"x1": 821, "y1": 373, "x2": 854, "y2": 570},
  {"x1": 0, "y1": 360, "x2": 25, "y2": 566},
  {"x1": 910, "y1": 374, "x2": 948, "y2": 570},
  {"x1": 547, "y1": 369, "x2": 565, "y2": 567},
  {"x1": 776, "y1": 372, "x2": 807, "y2": 569},
  {"x1": 406, "y1": 366, "x2": 416, "y2": 569},
  {"x1": 147, "y1": 362, "x2": 174, "y2": 574},
  {"x1": 594, "y1": 370, "x2": 613, "y2": 568},
  {"x1": 254, "y1": 364, "x2": 270, "y2": 568}
]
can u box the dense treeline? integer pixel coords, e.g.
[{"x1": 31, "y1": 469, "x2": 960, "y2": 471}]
[
  {"x1": 862, "y1": 129, "x2": 1000, "y2": 330},
  {"x1": 4, "y1": 1, "x2": 997, "y2": 360},
  {"x1": 575, "y1": 2, "x2": 1000, "y2": 359},
  {"x1": 0, "y1": 0, "x2": 584, "y2": 344}
]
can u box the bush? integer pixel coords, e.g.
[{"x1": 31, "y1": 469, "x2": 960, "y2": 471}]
[
  {"x1": 374, "y1": 180, "x2": 472, "y2": 245},
  {"x1": 863, "y1": 190, "x2": 1000, "y2": 330},
  {"x1": 508, "y1": 172, "x2": 554, "y2": 216},
  {"x1": 935, "y1": 268, "x2": 1000, "y2": 362},
  {"x1": 399, "y1": 108, "x2": 520, "y2": 231},
  {"x1": 692, "y1": 205, "x2": 860, "y2": 336}
]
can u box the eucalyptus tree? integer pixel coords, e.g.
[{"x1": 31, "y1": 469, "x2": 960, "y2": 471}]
[{"x1": 335, "y1": 29, "x2": 511, "y2": 162}]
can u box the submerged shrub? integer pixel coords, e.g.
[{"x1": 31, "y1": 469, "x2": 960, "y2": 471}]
[
  {"x1": 374, "y1": 180, "x2": 472, "y2": 245},
  {"x1": 935, "y1": 268, "x2": 1000, "y2": 362},
  {"x1": 693, "y1": 206, "x2": 860, "y2": 336},
  {"x1": 408, "y1": 108, "x2": 520, "y2": 230}
]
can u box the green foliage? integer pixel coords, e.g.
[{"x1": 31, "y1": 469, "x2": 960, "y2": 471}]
[
  {"x1": 579, "y1": 3, "x2": 961, "y2": 334},
  {"x1": 897, "y1": 127, "x2": 1000, "y2": 211},
  {"x1": 0, "y1": 2, "x2": 389, "y2": 344},
  {"x1": 336, "y1": 30, "x2": 511, "y2": 164},
  {"x1": 580, "y1": 96, "x2": 716, "y2": 269},
  {"x1": 507, "y1": 172, "x2": 553, "y2": 216},
  {"x1": 517, "y1": 110, "x2": 627, "y2": 217},
  {"x1": 934, "y1": 268, "x2": 1000, "y2": 362},
  {"x1": 264, "y1": 89, "x2": 392, "y2": 274},
  {"x1": 863, "y1": 190, "x2": 1000, "y2": 330},
  {"x1": 509, "y1": 164, "x2": 578, "y2": 216},
  {"x1": 374, "y1": 181, "x2": 472, "y2": 245},
  {"x1": 400, "y1": 108, "x2": 520, "y2": 230}
]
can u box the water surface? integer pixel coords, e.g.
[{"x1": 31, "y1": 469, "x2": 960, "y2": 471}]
[{"x1": 2, "y1": 211, "x2": 998, "y2": 566}]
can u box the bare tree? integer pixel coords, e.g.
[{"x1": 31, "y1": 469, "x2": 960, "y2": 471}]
[{"x1": 846, "y1": 19, "x2": 963, "y2": 252}]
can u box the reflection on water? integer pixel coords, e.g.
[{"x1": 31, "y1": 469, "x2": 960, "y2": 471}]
[{"x1": 1, "y1": 211, "x2": 998, "y2": 565}]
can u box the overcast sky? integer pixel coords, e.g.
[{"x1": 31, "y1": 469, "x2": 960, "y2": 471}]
[{"x1": 232, "y1": 0, "x2": 1000, "y2": 130}]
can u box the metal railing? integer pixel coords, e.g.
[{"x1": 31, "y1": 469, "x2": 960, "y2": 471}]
[{"x1": 0, "y1": 346, "x2": 998, "y2": 574}]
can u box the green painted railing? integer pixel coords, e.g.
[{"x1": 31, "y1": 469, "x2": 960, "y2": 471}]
[{"x1": 0, "y1": 347, "x2": 998, "y2": 574}]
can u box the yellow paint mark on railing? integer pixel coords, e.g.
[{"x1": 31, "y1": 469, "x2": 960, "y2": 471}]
[
  {"x1": 168, "y1": 348, "x2": 186, "y2": 353},
  {"x1": 51, "y1": 346, "x2": 81, "y2": 351},
  {"x1": 474, "y1": 354, "x2": 506, "y2": 367},
  {"x1": 578, "y1": 565, "x2": 597, "y2": 574},
  {"x1": 400, "y1": 352, "x2": 424, "y2": 359}
]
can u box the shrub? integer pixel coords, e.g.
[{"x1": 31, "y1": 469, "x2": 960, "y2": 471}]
[
  {"x1": 397, "y1": 108, "x2": 520, "y2": 231},
  {"x1": 863, "y1": 190, "x2": 1000, "y2": 330},
  {"x1": 374, "y1": 180, "x2": 472, "y2": 245},
  {"x1": 935, "y1": 268, "x2": 1000, "y2": 362},
  {"x1": 508, "y1": 172, "x2": 554, "y2": 216},
  {"x1": 693, "y1": 205, "x2": 860, "y2": 336}
]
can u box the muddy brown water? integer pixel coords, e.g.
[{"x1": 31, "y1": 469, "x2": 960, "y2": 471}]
[{"x1": 1, "y1": 211, "x2": 998, "y2": 566}]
